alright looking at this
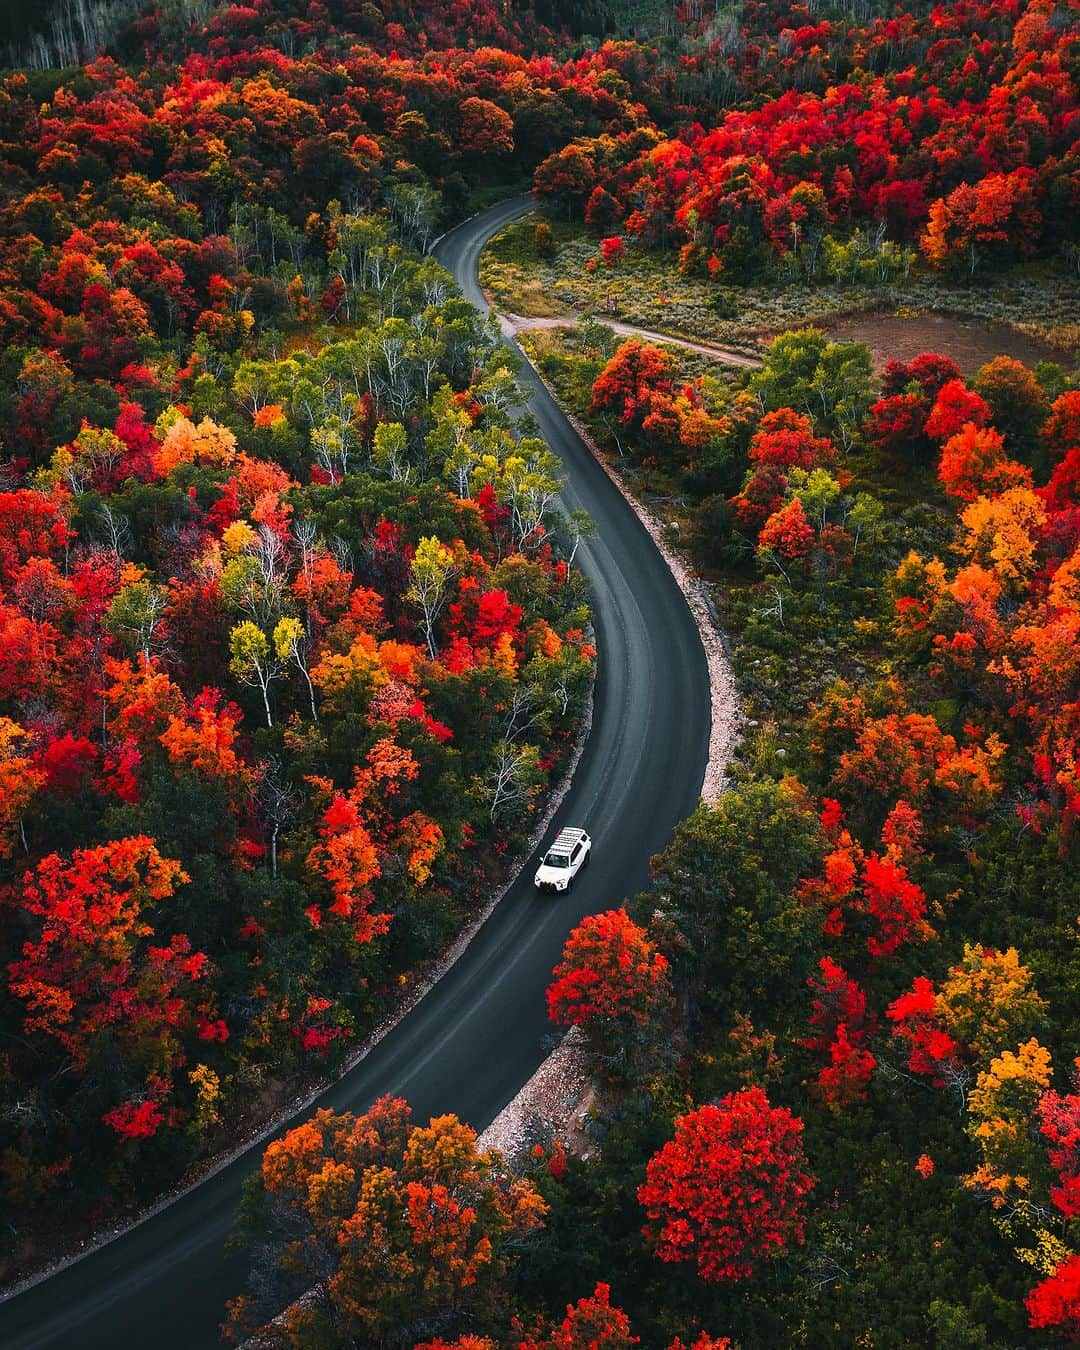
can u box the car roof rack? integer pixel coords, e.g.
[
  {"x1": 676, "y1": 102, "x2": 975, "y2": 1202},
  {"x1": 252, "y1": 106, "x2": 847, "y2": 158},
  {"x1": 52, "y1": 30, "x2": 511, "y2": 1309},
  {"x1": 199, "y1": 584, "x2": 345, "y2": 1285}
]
[{"x1": 551, "y1": 827, "x2": 585, "y2": 853}]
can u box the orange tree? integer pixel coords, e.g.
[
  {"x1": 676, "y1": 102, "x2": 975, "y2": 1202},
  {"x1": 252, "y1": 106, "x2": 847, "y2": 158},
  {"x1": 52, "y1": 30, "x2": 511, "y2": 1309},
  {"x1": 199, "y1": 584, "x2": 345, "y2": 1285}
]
[{"x1": 229, "y1": 1097, "x2": 547, "y2": 1348}]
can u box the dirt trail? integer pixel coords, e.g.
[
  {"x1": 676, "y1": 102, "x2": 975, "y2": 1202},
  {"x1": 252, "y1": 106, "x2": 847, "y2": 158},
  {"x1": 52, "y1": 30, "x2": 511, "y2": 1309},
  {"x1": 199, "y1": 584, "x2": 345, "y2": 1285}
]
[{"x1": 498, "y1": 310, "x2": 763, "y2": 368}]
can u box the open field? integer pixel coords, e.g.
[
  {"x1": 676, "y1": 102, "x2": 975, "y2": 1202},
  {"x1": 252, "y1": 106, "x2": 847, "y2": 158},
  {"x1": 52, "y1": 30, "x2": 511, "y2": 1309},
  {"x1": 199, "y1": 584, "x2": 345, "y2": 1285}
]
[
  {"x1": 819, "y1": 310, "x2": 1074, "y2": 373},
  {"x1": 481, "y1": 214, "x2": 1080, "y2": 372}
]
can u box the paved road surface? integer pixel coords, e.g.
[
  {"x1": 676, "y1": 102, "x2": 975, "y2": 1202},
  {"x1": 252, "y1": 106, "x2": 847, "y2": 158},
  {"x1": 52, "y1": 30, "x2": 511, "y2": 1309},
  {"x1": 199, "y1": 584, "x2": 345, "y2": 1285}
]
[{"x1": 0, "y1": 195, "x2": 710, "y2": 1350}]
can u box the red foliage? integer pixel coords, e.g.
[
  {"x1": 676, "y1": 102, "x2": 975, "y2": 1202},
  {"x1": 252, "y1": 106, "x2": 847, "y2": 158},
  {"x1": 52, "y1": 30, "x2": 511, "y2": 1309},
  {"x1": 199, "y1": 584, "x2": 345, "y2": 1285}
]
[
  {"x1": 591, "y1": 339, "x2": 675, "y2": 430},
  {"x1": 1026, "y1": 1255, "x2": 1080, "y2": 1341},
  {"x1": 6, "y1": 836, "x2": 205, "y2": 1121},
  {"x1": 103, "y1": 1098, "x2": 165, "y2": 1140},
  {"x1": 749, "y1": 408, "x2": 834, "y2": 470},
  {"x1": 886, "y1": 978, "x2": 962, "y2": 1087},
  {"x1": 638, "y1": 1088, "x2": 814, "y2": 1283},
  {"x1": 925, "y1": 380, "x2": 992, "y2": 442},
  {"x1": 864, "y1": 392, "x2": 931, "y2": 463},
  {"x1": 35, "y1": 733, "x2": 97, "y2": 799},
  {"x1": 0, "y1": 489, "x2": 72, "y2": 584},
  {"x1": 758, "y1": 498, "x2": 815, "y2": 560},
  {"x1": 803, "y1": 958, "x2": 875, "y2": 1108},
  {"x1": 938, "y1": 422, "x2": 1031, "y2": 502},
  {"x1": 546, "y1": 909, "x2": 671, "y2": 1035},
  {"x1": 1043, "y1": 391, "x2": 1080, "y2": 466},
  {"x1": 1039, "y1": 1073, "x2": 1080, "y2": 1218},
  {"x1": 520, "y1": 1284, "x2": 639, "y2": 1350}
]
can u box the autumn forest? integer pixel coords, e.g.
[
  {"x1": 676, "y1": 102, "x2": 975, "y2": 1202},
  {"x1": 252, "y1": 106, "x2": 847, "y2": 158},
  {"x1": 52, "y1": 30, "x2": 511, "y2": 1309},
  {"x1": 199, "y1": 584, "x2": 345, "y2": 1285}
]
[{"x1": 0, "y1": 0, "x2": 1078, "y2": 1345}]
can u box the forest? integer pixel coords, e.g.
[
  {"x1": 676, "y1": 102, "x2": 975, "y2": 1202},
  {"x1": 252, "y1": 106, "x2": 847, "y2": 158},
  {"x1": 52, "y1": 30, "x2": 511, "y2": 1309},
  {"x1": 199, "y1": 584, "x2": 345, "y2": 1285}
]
[{"x1": 0, "y1": 0, "x2": 1077, "y2": 1346}]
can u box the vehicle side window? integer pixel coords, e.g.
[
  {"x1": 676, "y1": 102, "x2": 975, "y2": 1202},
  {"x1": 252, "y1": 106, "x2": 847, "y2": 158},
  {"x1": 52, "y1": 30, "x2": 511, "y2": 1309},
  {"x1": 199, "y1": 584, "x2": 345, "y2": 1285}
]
[{"x1": 571, "y1": 844, "x2": 581, "y2": 863}]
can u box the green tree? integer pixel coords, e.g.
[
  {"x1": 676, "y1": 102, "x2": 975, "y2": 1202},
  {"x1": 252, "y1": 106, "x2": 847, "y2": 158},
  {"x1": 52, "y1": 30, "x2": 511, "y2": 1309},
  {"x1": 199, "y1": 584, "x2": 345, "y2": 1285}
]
[
  {"x1": 751, "y1": 330, "x2": 873, "y2": 447},
  {"x1": 372, "y1": 421, "x2": 412, "y2": 483},
  {"x1": 104, "y1": 578, "x2": 169, "y2": 663},
  {"x1": 636, "y1": 779, "x2": 825, "y2": 1035}
]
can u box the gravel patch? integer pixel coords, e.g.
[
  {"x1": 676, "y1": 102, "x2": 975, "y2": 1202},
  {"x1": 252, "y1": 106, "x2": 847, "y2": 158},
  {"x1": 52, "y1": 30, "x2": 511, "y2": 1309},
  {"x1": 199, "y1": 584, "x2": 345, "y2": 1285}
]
[
  {"x1": 501, "y1": 310, "x2": 762, "y2": 370},
  {"x1": 477, "y1": 1027, "x2": 591, "y2": 1159}
]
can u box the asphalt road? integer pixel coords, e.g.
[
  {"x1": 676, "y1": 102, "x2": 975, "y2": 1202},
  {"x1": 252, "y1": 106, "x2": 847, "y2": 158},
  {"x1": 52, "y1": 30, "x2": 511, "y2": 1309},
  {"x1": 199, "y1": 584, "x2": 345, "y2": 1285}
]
[{"x1": 0, "y1": 196, "x2": 711, "y2": 1350}]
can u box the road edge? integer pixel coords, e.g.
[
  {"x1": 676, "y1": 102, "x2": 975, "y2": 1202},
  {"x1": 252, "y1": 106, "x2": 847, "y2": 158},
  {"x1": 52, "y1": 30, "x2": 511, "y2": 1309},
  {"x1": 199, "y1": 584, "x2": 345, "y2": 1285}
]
[
  {"x1": 0, "y1": 644, "x2": 595, "y2": 1307},
  {"x1": 519, "y1": 349, "x2": 741, "y2": 804}
]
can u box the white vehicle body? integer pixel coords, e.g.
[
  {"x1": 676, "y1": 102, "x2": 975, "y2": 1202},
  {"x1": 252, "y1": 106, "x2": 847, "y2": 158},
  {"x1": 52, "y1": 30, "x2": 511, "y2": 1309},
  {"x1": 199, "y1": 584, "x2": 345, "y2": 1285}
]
[{"x1": 534, "y1": 826, "x2": 591, "y2": 891}]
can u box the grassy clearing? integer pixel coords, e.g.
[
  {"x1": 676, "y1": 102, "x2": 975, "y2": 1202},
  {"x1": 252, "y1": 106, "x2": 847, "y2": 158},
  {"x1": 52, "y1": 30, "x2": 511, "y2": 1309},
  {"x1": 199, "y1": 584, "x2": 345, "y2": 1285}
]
[{"x1": 481, "y1": 214, "x2": 1080, "y2": 369}]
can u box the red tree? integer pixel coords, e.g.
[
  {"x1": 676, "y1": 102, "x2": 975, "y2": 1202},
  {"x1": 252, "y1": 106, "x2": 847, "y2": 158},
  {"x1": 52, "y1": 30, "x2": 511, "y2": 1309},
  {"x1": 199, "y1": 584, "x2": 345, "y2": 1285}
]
[
  {"x1": 925, "y1": 380, "x2": 991, "y2": 443},
  {"x1": 802, "y1": 957, "x2": 875, "y2": 1109},
  {"x1": 758, "y1": 498, "x2": 815, "y2": 561},
  {"x1": 547, "y1": 909, "x2": 672, "y2": 1066},
  {"x1": 638, "y1": 1088, "x2": 814, "y2": 1283},
  {"x1": 886, "y1": 978, "x2": 962, "y2": 1087},
  {"x1": 938, "y1": 423, "x2": 1031, "y2": 502},
  {"x1": 748, "y1": 408, "x2": 834, "y2": 470},
  {"x1": 1039, "y1": 1073, "x2": 1080, "y2": 1218},
  {"x1": 520, "y1": 1284, "x2": 639, "y2": 1350},
  {"x1": 1026, "y1": 1255, "x2": 1080, "y2": 1341},
  {"x1": 591, "y1": 340, "x2": 674, "y2": 430},
  {"x1": 6, "y1": 837, "x2": 207, "y2": 1109}
]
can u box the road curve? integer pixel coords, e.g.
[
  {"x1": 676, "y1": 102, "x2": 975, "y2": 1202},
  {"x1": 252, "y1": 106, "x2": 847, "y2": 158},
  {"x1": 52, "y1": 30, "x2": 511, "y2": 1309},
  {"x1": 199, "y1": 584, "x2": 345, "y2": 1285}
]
[{"x1": 0, "y1": 196, "x2": 710, "y2": 1350}]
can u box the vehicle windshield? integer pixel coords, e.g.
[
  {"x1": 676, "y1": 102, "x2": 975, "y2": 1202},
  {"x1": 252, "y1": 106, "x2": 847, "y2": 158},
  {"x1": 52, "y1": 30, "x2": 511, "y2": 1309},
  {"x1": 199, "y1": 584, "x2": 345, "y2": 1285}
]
[{"x1": 543, "y1": 852, "x2": 570, "y2": 868}]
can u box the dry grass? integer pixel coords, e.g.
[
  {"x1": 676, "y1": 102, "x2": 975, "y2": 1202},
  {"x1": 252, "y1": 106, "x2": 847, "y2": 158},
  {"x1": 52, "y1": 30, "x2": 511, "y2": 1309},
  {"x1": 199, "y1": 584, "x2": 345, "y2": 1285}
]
[{"x1": 481, "y1": 214, "x2": 1080, "y2": 372}]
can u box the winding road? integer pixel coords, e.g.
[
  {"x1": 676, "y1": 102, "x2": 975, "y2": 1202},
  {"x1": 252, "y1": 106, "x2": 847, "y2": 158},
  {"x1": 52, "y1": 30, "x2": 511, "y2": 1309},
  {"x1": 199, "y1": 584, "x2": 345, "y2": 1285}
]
[{"x1": 0, "y1": 196, "x2": 711, "y2": 1350}]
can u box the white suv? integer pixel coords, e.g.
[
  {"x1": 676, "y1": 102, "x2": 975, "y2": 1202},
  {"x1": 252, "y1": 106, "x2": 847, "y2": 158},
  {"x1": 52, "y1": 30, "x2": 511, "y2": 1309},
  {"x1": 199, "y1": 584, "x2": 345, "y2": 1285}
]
[{"x1": 534, "y1": 827, "x2": 591, "y2": 892}]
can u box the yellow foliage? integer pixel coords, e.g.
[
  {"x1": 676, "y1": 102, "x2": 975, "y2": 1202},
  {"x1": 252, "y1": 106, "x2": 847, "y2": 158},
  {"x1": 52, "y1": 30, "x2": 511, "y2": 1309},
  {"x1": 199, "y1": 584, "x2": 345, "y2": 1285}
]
[
  {"x1": 154, "y1": 414, "x2": 238, "y2": 477},
  {"x1": 960, "y1": 488, "x2": 1046, "y2": 588},
  {"x1": 1049, "y1": 547, "x2": 1080, "y2": 612},
  {"x1": 968, "y1": 1038, "x2": 1052, "y2": 1121},
  {"x1": 936, "y1": 944, "x2": 1046, "y2": 1066},
  {"x1": 311, "y1": 633, "x2": 386, "y2": 709},
  {"x1": 964, "y1": 1038, "x2": 1053, "y2": 1210},
  {"x1": 221, "y1": 520, "x2": 257, "y2": 556},
  {"x1": 188, "y1": 1063, "x2": 221, "y2": 1129},
  {"x1": 0, "y1": 718, "x2": 46, "y2": 858},
  {"x1": 1014, "y1": 1227, "x2": 1072, "y2": 1276},
  {"x1": 490, "y1": 630, "x2": 518, "y2": 678}
]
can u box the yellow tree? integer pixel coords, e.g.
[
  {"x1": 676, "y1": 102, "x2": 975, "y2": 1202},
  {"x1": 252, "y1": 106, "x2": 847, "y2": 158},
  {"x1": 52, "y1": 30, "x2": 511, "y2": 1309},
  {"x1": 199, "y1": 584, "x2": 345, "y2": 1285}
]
[
  {"x1": 936, "y1": 945, "x2": 1047, "y2": 1067},
  {"x1": 408, "y1": 536, "x2": 457, "y2": 659},
  {"x1": 229, "y1": 621, "x2": 280, "y2": 728},
  {"x1": 960, "y1": 487, "x2": 1046, "y2": 591},
  {"x1": 965, "y1": 1038, "x2": 1053, "y2": 1211},
  {"x1": 0, "y1": 718, "x2": 46, "y2": 857},
  {"x1": 273, "y1": 615, "x2": 317, "y2": 721},
  {"x1": 153, "y1": 412, "x2": 237, "y2": 477}
]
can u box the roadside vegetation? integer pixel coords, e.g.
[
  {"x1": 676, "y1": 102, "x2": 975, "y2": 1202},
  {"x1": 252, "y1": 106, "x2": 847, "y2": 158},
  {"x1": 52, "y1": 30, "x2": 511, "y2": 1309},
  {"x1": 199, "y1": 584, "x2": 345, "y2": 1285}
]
[
  {"x1": 2, "y1": 0, "x2": 1079, "y2": 1342},
  {"x1": 0, "y1": 0, "x2": 620, "y2": 1281},
  {"x1": 491, "y1": 294, "x2": 1080, "y2": 1347}
]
